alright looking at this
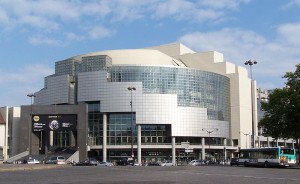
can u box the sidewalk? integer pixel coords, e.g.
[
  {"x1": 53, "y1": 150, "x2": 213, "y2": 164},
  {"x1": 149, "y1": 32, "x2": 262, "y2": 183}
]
[{"x1": 0, "y1": 164, "x2": 69, "y2": 172}]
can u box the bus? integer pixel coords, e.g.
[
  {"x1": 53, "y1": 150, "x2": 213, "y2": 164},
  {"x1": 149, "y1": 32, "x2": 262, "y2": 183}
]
[{"x1": 238, "y1": 147, "x2": 296, "y2": 167}]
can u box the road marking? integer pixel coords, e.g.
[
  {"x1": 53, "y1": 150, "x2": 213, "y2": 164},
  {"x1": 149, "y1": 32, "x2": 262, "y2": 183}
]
[{"x1": 172, "y1": 171, "x2": 300, "y2": 181}]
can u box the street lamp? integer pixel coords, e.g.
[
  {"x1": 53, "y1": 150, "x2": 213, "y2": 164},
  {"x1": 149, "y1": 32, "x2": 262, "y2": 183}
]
[
  {"x1": 244, "y1": 60, "x2": 257, "y2": 80},
  {"x1": 239, "y1": 131, "x2": 251, "y2": 148},
  {"x1": 244, "y1": 59, "x2": 257, "y2": 148},
  {"x1": 128, "y1": 87, "x2": 136, "y2": 158},
  {"x1": 202, "y1": 128, "x2": 218, "y2": 160},
  {"x1": 27, "y1": 93, "x2": 36, "y2": 155}
]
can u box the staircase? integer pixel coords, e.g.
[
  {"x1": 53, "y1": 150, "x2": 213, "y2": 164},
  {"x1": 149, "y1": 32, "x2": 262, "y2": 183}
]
[{"x1": 3, "y1": 151, "x2": 29, "y2": 163}]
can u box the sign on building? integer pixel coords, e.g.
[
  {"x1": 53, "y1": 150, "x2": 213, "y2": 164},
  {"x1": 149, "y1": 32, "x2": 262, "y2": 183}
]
[{"x1": 32, "y1": 114, "x2": 77, "y2": 132}]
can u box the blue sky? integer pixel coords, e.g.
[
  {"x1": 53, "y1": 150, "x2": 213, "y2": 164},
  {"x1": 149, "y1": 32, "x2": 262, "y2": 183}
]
[{"x1": 1, "y1": 0, "x2": 300, "y2": 107}]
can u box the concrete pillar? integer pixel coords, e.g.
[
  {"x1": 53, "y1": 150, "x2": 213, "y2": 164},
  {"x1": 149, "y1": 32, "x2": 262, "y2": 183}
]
[
  {"x1": 102, "y1": 113, "x2": 107, "y2": 162},
  {"x1": 137, "y1": 124, "x2": 142, "y2": 166},
  {"x1": 223, "y1": 138, "x2": 227, "y2": 160},
  {"x1": 172, "y1": 137, "x2": 176, "y2": 166},
  {"x1": 201, "y1": 137, "x2": 205, "y2": 160},
  {"x1": 267, "y1": 137, "x2": 270, "y2": 147},
  {"x1": 257, "y1": 136, "x2": 261, "y2": 148},
  {"x1": 50, "y1": 131, "x2": 53, "y2": 146},
  {"x1": 276, "y1": 140, "x2": 279, "y2": 147}
]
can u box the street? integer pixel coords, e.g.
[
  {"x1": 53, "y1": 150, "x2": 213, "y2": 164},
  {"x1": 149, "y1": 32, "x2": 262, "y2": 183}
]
[{"x1": 0, "y1": 165, "x2": 300, "y2": 184}]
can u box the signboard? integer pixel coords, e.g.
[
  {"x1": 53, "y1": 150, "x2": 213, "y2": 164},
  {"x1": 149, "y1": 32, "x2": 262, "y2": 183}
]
[
  {"x1": 185, "y1": 148, "x2": 193, "y2": 153},
  {"x1": 32, "y1": 114, "x2": 77, "y2": 132},
  {"x1": 181, "y1": 142, "x2": 190, "y2": 148}
]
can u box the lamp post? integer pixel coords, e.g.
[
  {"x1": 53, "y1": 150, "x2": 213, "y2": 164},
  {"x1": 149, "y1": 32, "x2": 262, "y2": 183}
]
[
  {"x1": 128, "y1": 87, "x2": 136, "y2": 158},
  {"x1": 244, "y1": 59, "x2": 257, "y2": 148},
  {"x1": 240, "y1": 131, "x2": 251, "y2": 148},
  {"x1": 27, "y1": 93, "x2": 36, "y2": 155},
  {"x1": 202, "y1": 128, "x2": 218, "y2": 160}
]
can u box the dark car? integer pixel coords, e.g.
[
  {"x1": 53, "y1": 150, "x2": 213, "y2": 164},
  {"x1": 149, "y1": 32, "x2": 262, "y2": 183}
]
[
  {"x1": 74, "y1": 158, "x2": 98, "y2": 166},
  {"x1": 230, "y1": 158, "x2": 239, "y2": 166},
  {"x1": 145, "y1": 162, "x2": 160, "y2": 166},
  {"x1": 83, "y1": 158, "x2": 98, "y2": 166}
]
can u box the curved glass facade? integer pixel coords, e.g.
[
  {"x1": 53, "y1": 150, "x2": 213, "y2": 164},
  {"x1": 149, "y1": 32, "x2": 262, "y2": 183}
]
[{"x1": 111, "y1": 66, "x2": 230, "y2": 121}]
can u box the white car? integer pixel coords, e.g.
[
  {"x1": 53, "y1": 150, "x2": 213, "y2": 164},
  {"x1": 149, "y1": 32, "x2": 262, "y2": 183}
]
[
  {"x1": 161, "y1": 160, "x2": 173, "y2": 166},
  {"x1": 27, "y1": 159, "x2": 40, "y2": 164},
  {"x1": 46, "y1": 156, "x2": 66, "y2": 165},
  {"x1": 98, "y1": 161, "x2": 114, "y2": 166},
  {"x1": 189, "y1": 160, "x2": 201, "y2": 166}
]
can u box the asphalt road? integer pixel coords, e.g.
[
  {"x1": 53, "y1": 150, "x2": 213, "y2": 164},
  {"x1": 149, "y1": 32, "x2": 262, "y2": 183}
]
[{"x1": 0, "y1": 165, "x2": 300, "y2": 184}]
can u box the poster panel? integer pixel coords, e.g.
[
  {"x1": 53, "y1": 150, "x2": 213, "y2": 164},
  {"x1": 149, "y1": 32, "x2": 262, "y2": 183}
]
[{"x1": 32, "y1": 114, "x2": 77, "y2": 132}]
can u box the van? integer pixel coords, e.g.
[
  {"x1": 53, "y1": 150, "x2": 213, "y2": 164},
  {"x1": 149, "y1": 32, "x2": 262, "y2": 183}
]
[{"x1": 46, "y1": 156, "x2": 66, "y2": 165}]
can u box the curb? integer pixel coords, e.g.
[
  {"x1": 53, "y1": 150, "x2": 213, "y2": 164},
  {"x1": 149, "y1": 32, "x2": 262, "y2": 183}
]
[{"x1": 0, "y1": 164, "x2": 70, "y2": 172}]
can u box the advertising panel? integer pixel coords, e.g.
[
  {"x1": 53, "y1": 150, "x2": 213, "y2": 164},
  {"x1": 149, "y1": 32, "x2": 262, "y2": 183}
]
[{"x1": 32, "y1": 114, "x2": 77, "y2": 132}]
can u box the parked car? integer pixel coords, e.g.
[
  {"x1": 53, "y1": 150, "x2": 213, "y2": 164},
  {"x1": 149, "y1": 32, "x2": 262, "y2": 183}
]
[
  {"x1": 133, "y1": 162, "x2": 140, "y2": 166},
  {"x1": 98, "y1": 161, "x2": 114, "y2": 166},
  {"x1": 46, "y1": 156, "x2": 66, "y2": 165},
  {"x1": 161, "y1": 160, "x2": 173, "y2": 166},
  {"x1": 145, "y1": 162, "x2": 160, "y2": 166},
  {"x1": 74, "y1": 158, "x2": 98, "y2": 166},
  {"x1": 27, "y1": 159, "x2": 40, "y2": 164},
  {"x1": 189, "y1": 160, "x2": 201, "y2": 166},
  {"x1": 83, "y1": 158, "x2": 98, "y2": 166},
  {"x1": 230, "y1": 158, "x2": 239, "y2": 166}
]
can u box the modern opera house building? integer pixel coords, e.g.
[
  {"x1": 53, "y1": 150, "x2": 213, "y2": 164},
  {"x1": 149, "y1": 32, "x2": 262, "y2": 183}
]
[{"x1": 19, "y1": 43, "x2": 263, "y2": 165}]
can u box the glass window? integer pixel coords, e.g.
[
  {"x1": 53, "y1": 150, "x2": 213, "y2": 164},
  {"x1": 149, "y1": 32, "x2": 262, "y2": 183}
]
[
  {"x1": 111, "y1": 66, "x2": 230, "y2": 121},
  {"x1": 107, "y1": 113, "x2": 136, "y2": 145}
]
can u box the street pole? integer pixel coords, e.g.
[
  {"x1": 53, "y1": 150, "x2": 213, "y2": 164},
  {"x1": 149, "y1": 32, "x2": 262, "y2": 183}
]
[
  {"x1": 27, "y1": 93, "x2": 36, "y2": 155},
  {"x1": 128, "y1": 87, "x2": 136, "y2": 159},
  {"x1": 244, "y1": 60, "x2": 257, "y2": 148},
  {"x1": 202, "y1": 128, "x2": 218, "y2": 160},
  {"x1": 240, "y1": 131, "x2": 250, "y2": 148}
]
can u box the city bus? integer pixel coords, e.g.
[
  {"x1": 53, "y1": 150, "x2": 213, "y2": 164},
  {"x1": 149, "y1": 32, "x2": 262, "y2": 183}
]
[{"x1": 238, "y1": 147, "x2": 296, "y2": 167}]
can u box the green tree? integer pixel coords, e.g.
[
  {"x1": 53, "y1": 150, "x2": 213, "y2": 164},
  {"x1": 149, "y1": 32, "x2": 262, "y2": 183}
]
[{"x1": 259, "y1": 64, "x2": 300, "y2": 164}]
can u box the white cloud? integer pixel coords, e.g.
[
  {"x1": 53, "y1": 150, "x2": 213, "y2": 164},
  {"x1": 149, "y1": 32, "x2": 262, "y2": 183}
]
[
  {"x1": 152, "y1": 0, "x2": 249, "y2": 22},
  {"x1": 178, "y1": 27, "x2": 300, "y2": 89},
  {"x1": 282, "y1": 0, "x2": 300, "y2": 9},
  {"x1": 277, "y1": 23, "x2": 300, "y2": 46},
  {"x1": 199, "y1": 0, "x2": 251, "y2": 10},
  {"x1": 65, "y1": 32, "x2": 85, "y2": 42},
  {"x1": 80, "y1": 1, "x2": 111, "y2": 17},
  {"x1": 0, "y1": 7, "x2": 10, "y2": 25},
  {"x1": 28, "y1": 35, "x2": 63, "y2": 46},
  {"x1": 0, "y1": 64, "x2": 53, "y2": 107},
  {"x1": 88, "y1": 26, "x2": 113, "y2": 39},
  {"x1": 0, "y1": 0, "x2": 249, "y2": 30},
  {"x1": 0, "y1": 0, "x2": 252, "y2": 46},
  {"x1": 154, "y1": 0, "x2": 193, "y2": 18},
  {"x1": 0, "y1": 64, "x2": 53, "y2": 84},
  {"x1": 179, "y1": 28, "x2": 266, "y2": 59},
  {"x1": 19, "y1": 15, "x2": 59, "y2": 30}
]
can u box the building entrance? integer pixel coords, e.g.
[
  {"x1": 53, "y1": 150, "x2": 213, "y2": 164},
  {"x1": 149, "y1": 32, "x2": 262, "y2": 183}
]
[{"x1": 31, "y1": 114, "x2": 77, "y2": 155}]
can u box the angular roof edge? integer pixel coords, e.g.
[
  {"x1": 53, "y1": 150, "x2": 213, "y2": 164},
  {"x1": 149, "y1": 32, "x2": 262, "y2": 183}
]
[{"x1": 145, "y1": 43, "x2": 196, "y2": 57}]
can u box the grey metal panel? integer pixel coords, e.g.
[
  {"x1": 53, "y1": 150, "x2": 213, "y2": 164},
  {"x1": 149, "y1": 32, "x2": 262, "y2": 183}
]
[
  {"x1": 35, "y1": 75, "x2": 70, "y2": 105},
  {"x1": 77, "y1": 71, "x2": 229, "y2": 138},
  {"x1": 173, "y1": 107, "x2": 229, "y2": 138}
]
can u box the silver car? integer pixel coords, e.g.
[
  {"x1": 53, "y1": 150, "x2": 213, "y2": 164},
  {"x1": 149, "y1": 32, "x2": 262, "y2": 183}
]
[
  {"x1": 161, "y1": 160, "x2": 173, "y2": 166},
  {"x1": 98, "y1": 161, "x2": 114, "y2": 166}
]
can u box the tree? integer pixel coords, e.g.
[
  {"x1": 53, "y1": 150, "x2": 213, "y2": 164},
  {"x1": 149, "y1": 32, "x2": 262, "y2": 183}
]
[{"x1": 259, "y1": 64, "x2": 300, "y2": 163}]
